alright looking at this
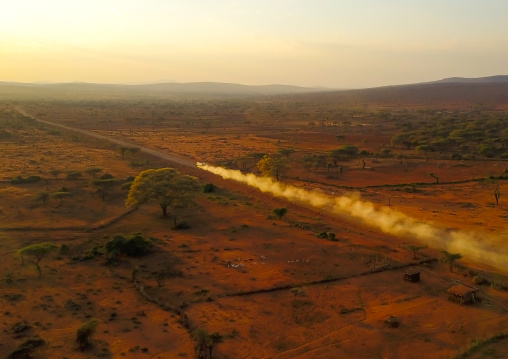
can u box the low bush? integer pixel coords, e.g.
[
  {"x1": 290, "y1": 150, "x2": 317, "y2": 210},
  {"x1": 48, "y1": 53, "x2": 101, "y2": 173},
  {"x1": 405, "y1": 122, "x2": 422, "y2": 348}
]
[
  {"x1": 174, "y1": 220, "x2": 191, "y2": 230},
  {"x1": 10, "y1": 175, "x2": 41, "y2": 185},
  {"x1": 203, "y1": 183, "x2": 216, "y2": 193},
  {"x1": 76, "y1": 318, "x2": 99, "y2": 350},
  {"x1": 105, "y1": 234, "x2": 153, "y2": 260},
  {"x1": 8, "y1": 336, "x2": 45, "y2": 358},
  {"x1": 317, "y1": 232, "x2": 337, "y2": 241}
]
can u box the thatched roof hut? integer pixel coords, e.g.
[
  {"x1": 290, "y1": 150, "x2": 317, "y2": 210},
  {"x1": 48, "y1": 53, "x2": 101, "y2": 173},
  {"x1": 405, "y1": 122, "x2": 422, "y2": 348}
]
[{"x1": 447, "y1": 284, "x2": 479, "y2": 305}]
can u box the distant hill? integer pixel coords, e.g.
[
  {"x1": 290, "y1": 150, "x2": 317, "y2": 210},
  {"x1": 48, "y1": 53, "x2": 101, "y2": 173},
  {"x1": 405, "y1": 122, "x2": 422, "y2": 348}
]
[
  {"x1": 431, "y1": 75, "x2": 508, "y2": 84},
  {"x1": 1, "y1": 77, "x2": 508, "y2": 109},
  {"x1": 0, "y1": 81, "x2": 326, "y2": 100},
  {"x1": 281, "y1": 76, "x2": 508, "y2": 110}
]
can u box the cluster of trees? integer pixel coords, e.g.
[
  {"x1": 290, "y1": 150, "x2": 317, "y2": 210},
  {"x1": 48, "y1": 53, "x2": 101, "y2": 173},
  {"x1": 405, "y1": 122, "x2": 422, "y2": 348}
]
[
  {"x1": 105, "y1": 234, "x2": 153, "y2": 260},
  {"x1": 252, "y1": 144, "x2": 369, "y2": 180},
  {"x1": 302, "y1": 145, "x2": 361, "y2": 173},
  {"x1": 390, "y1": 111, "x2": 508, "y2": 159},
  {"x1": 27, "y1": 168, "x2": 132, "y2": 206},
  {"x1": 256, "y1": 155, "x2": 289, "y2": 181}
]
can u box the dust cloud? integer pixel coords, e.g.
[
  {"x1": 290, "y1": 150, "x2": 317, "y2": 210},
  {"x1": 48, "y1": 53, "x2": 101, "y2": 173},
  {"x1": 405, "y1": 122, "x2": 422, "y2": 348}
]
[{"x1": 198, "y1": 163, "x2": 508, "y2": 272}]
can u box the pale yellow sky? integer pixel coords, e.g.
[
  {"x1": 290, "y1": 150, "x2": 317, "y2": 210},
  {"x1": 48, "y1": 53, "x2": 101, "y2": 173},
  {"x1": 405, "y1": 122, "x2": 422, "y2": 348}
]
[{"x1": 1, "y1": 0, "x2": 507, "y2": 88}]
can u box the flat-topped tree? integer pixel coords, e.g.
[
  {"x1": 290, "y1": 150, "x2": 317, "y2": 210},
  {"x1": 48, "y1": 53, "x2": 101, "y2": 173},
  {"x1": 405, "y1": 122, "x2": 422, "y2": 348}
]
[
  {"x1": 84, "y1": 167, "x2": 102, "y2": 179},
  {"x1": 49, "y1": 169, "x2": 62, "y2": 179},
  {"x1": 405, "y1": 244, "x2": 427, "y2": 259},
  {"x1": 126, "y1": 168, "x2": 200, "y2": 222},
  {"x1": 441, "y1": 251, "x2": 462, "y2": 272},
  {"x1": 17, "y1": 242, "x2": 58, "y2": 278}
]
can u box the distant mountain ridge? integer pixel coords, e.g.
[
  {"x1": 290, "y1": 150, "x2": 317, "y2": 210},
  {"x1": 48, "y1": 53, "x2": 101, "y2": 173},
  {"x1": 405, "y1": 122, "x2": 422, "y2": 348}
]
[
  {"x1": 0, "y1": 81, "x2": 327, "y2": 97},
  {"x1": 1, "y1": 76, "x2": 507, "y2": 103},
  {"x1": 432, "y1": 75, "x2": 508, "y2": 84}
]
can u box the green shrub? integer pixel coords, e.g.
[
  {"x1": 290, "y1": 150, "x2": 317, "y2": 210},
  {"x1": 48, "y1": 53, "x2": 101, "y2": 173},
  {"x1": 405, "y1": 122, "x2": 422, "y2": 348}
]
[
  {"x1": 105, "y1": 235, "x2": 153, "y2": 259},
  {"x1": 174, "y1": 220, "x2": 191, "y2": 230},
  {"x1": 130, "y1": 159, "x2": 148, "y2": 167},
  {"x1": 66, "y1": 171, "x2": 82, "y2": 181},
  {"x1": 59, "y1": 244, "x2": 70, "y2": 254},
  {"x1": 272, "y1": 207, "x2": 288, "y2": 220},
  {"x1": 76, "y1": 318, "x2": 99, "y2": 350},
  {"x1": 203, "y1": 183, "x2": 216, "y2": 193},
  {"x1": 317, "y1": 232, "x2": 337, "y2": 241},
  {"x1": 8, "y1": 336, "x2": 45, "y2": 358},
  {"x1": 10, "y1": 175, "x2": 41, "y2": 184}
]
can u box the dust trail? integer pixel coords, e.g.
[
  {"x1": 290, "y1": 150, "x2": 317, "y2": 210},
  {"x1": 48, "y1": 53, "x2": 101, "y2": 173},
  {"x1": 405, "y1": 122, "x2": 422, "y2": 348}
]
[{"x1": 198, "y1": 163, "x2": 508, "y2": 272}]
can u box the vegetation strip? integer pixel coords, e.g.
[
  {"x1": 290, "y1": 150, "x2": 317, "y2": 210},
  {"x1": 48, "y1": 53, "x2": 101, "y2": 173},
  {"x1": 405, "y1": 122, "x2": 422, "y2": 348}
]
[
  {"x1": 454, "y1": 332, "x2": 508, "y2": 359},
  {"x1": 295, "y1": 175, "x2": 507, "y2": 191},
  {"x1": 217, "y1": 259, "x2": 437, "y2": 299}
]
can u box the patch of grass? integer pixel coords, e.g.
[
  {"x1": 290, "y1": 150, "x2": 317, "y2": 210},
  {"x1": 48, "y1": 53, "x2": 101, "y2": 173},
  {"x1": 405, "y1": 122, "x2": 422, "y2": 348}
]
[
  {"x1": 454, "y1": 333, "x2": 508, "y2": 359},
  {"x1": 8, "y1": 336, "x2": 45, "y2": 358},
  {"x1": 3, "y1": 293, "x2": 24, "y2": 302}
]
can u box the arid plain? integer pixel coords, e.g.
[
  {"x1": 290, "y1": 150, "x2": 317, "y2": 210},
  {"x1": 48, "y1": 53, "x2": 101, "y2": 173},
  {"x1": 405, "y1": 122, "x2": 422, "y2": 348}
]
[{"x1": 1, "y1": 82, "x2": 507, "y2": 358}]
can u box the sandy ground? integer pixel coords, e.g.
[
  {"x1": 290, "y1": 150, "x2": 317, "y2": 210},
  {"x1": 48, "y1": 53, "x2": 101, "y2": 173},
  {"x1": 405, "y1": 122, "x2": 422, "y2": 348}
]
[{"x1": 0, "y1": 107, "x2": 507, "y2": 358}]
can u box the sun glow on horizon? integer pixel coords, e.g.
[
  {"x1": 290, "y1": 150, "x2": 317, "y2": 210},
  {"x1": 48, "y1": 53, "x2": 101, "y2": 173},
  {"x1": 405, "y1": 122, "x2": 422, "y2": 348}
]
[{"x1": 1, "y1": 0, "x2": 508, "y2": 87}]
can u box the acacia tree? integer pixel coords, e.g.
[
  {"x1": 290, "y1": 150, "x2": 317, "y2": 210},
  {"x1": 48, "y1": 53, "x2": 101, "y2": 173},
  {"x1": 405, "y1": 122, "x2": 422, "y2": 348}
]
[
  {"x1": 49, "y1": 169, "x2": 62, "y2": 179},
  {"x1": 405, "y1": 244, "x2": 427, "y2": 259},
  {"x1": 256, "y1": 155, "x2": 289, "y2": 181},
  {"x1": 278, "y1": 148, "x2": 295, "y2": 158},
  {"x1": 84, "y1": 167, "x2": 102, "y2": 179},
  {"x1": 33, "y1": 191, "x2": 49, "y2": 205},
  {"x1": 441, "y1": 251, "x2": 462, "y2": 272},
  {"x1": 429, "y1": 172, "x2": 439, "y2": 184},
  {"x1": 272, "y1": 207, "x2": 288, "y2": 220},
  {"x1": 92, "y1": 178, "x2": 119, "y2": 201},
  {"x1": 17, "y1": 242, "x2": 58, "y2": 278},
  {"x1": 341, "y1": 144, "x2": 359, "y2": 159},
  {"x1": 126, "y1": 168, "x2": 200, "y2": 221},
  {"x1": 494, "y1": 185, "x2": 501, "y2": 205},
  {"x1": 193, "y1": 329, "x2": 223, "y2": 359}
]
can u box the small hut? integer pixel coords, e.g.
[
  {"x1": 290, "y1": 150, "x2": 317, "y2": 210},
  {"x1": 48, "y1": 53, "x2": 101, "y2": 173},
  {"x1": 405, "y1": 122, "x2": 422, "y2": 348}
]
[
  {"x1": 447, "y1": 284, "x2": 479, "y2": 305},
  {"x1": 404, "y1": 269, "x2": 420, "y2": 282}
]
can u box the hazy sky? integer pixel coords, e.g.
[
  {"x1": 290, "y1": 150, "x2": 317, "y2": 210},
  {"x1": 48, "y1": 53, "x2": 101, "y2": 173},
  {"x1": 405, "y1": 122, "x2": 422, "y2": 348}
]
[{"x1": 1, "y1": 0, "x2": 507, "y2": 88}]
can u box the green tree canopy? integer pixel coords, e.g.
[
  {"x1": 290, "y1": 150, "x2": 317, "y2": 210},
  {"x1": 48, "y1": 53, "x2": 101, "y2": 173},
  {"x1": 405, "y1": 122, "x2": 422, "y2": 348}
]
[
  {"x1": 84, "y1": 167, "x2": 102, "y2": 179},
  {"x1": 272, "y1": 207, "x2": 288, "y2": 220},
  {"x1": 256, "y1": 155, "x2": 289, "y2": 181},
  {"x1": 405, "y1": 244, "x2": 428, "y2": 260},
  {"x1": 92, "y1": 178, "x2": 120, "y2": 201},
  {"x1": 126, "y1": 168, "x2": 200, "y2": 217},
  {"x1": 278, "y1": 148, "x2": 295, "y2": 158},
  {"x1": 341, "y1": 145, "x2": 359, "y2": 158},
  {"x1": 441, "y1": 251, "x2": 462, "y2": 272},
  {"x1": 17, "y1": 242, "x2": 58, "y2": 278}
]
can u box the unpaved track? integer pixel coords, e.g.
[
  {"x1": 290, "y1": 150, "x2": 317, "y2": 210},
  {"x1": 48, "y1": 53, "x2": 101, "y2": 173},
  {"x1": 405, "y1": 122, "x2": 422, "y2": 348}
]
[
  {"x1": 16, "y1": 108, "x2": 197, "y2": 168},
  {"x1": 15, "y1": 108, "x2": 414, "y2": 255}
]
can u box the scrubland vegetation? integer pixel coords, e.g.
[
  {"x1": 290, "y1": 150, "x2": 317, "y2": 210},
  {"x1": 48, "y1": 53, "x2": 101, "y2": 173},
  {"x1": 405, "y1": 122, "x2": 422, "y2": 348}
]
[{"x1": 0, "y1": 84, "x2": 507, "y2": 358}]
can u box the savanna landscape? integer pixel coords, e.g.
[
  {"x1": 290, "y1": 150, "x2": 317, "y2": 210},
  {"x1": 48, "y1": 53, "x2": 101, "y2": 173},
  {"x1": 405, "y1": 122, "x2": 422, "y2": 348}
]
[{"x1": 1, "y1": 80, "x2": 507, "y2": 359}]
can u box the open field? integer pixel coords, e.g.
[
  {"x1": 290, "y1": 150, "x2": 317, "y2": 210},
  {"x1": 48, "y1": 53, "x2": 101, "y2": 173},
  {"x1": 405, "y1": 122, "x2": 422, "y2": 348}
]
[{"x1": 0, "y1": 89, "x2": 507, "y2": 359}]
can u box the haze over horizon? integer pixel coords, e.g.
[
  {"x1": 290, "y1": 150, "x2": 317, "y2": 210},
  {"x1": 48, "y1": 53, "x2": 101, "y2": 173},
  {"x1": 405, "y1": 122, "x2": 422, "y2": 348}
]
[{"x1": 2, "y1": 1, "x2": 508, "y2": 89}]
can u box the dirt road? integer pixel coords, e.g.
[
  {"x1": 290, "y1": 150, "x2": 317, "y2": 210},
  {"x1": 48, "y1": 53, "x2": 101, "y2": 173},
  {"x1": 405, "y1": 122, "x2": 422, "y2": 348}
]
[
  {"x1": 14, "y1": 108, "x2": 417, "y2": 260},
  {"x1": 16, "y1": 108, "x2": 197, "y2": 168}
]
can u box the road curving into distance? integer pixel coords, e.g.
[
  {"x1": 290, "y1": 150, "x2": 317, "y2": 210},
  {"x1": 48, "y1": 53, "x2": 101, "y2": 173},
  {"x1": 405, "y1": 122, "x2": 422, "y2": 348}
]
[
  {"x1": 14, "y1": 107, "x2": 420, "y2": 258},
  {"x1": 16, "y1": 108, "x2": 197, "y2": 168}
]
